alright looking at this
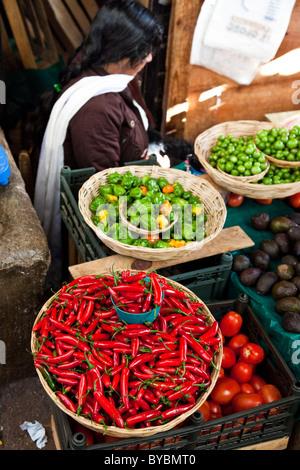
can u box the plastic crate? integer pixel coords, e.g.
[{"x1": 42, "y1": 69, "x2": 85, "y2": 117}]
[
  {"x1": 50, "y1": 294, "x2": 300, "y2": 451},
  {"x1": 60, "y1": 166, "x2": 232, "y2": 301}
]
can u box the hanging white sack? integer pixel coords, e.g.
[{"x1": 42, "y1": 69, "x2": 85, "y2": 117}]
[
  {"x1": 190, "y1": 0, "x2": 262, "y2": 85},
  {"x1": 203, "y1": 0, "x2": 296, "y2": 63}
]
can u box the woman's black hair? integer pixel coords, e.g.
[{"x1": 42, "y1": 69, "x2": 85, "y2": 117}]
[{"x1": 25, "y1": 0, "x2": 163, "y2": 157}]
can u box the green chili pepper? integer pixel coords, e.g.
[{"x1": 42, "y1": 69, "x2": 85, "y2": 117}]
[
  {"x1": 172, "y1": 197, "x2": 189, "y2": 209},
  {"x1": 121, "y1": 171, "x2": 134, "y2": 190},
  {"x1": 173, "y1": 182, "x2": 184, "y2": 197},
  {"x1": 89, "y1": 196, "x2": 106, "y2": 212},
  {"x1": 182, "y1": 223, "x2": 195, "y2": 241},
  {"x1": 158, "y1": 177, "x2": 170, "y2": 189},
  {"x1": 153, "y1": 240, "x2": 172, "y2": 249},
  {"x1": 152, "y1": 192, "x2": 166, "y2": 205},
  {"x1": 112, "y1": 184, "x2": 126, "y2": 197},
  {"x1": 107, "y1": 223, "x2": 120, "y2": 240},
  {"x1": 146, "y1": 178, "x2": 160, "y2": 192},
  {"x1": 139, "y1": 197, "x2": 153, "y2": 212},
  {"x1": 132, "y1": 176, "x2": 142, "y2": 187},
  {"x1": 188, "y1": 196, "x2": 201, "y2": 204},
  {"x1": 141, "y1": 174, "x2": 150, "y2": 186},
  {"x1": 182, "y1": 190, "x2": 192, "y2": 200},
  {"x1": 108, "y1": 172, "x2": 122, "y2": 184},
  {"x1": 132, "y1": 239, "x2": 153, "y2": 248},
  {"x1": 99, "y1": 185, "x2": 113, "y2": 197},
  {"x1": 140, "y1": 213, "x2": 157, "y2": 231},
  {"x1": 129, "y1": 187, "x2": 143, "y2": 199},
  {"x1": 130, "y1": 214, "x2": 140, "y2": 226}
]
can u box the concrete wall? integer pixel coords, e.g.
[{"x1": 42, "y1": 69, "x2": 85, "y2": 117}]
[{"x1": 0, "y1": 129, "x2": 50, "y2": 387}]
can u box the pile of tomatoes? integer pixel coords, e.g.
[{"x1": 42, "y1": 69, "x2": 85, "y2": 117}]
[{"x1": 199, "y1": 310, "x2": 282, "y2": 421}]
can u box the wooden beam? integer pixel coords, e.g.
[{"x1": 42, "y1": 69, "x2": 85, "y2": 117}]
[{"x1": 2, "y1": 0, "x2": 37, "y2": 69}]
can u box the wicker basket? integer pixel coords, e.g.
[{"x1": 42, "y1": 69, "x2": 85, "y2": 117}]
[
  {"x1": 31, "y1": 274, "x2": 222, "y2": 438},
  {"x1": 195, "y1": 120, "x2": 300, "y2": 199},
  {"x1": 78, "y1": 165, "x2": 227, "y2": 261},
  {"x1": 264, "y1": 154, "x2": 300, "y2": 169}
]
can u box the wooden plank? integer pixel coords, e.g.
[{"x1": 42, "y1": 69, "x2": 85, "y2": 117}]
[
  {"x1": 68, "y1": 225, "x2": 254, "y2": 279},
  {"x1": 33, "y1": 0, "x2": 59, "y2": 60},
  {"x1": 237, "y1": 436, "x2": 289, "y2": 451},
  {"x1": 2, "y1": 0, "x2": 37, "y2": 69},
  {"x1": 44, "y1": 0, "x2": 84, "y2": 51},
  {"x1": 64, "y1": 0, "x2": 91, "y2": 34},
  {"x1": 79, "y1": 0, "x2": 99, "y2": 21}
]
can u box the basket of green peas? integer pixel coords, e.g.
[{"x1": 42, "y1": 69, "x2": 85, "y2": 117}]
[
  {"x1": 254, "y1": 125, "x2": 300, "y2": 168},
  {"x1": 195, "y1": 121, "x2": 300, "y2": 199}
]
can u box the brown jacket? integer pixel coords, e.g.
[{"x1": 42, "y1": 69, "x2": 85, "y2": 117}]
[{"x1": 62, "y1": 67, "x2": 152, "y2": 171}]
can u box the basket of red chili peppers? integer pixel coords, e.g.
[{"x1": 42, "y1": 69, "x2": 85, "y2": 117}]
[{"x1": 31, "y1": 270, "x2": 223, "y2": 438}]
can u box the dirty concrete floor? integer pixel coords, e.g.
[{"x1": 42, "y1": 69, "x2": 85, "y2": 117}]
[
  {"x1": 0, "y1": 375, "x2": 300, "y2": 451},
  {"x1": 0, "y1": 376, "x2": 57, "y2": 451}
]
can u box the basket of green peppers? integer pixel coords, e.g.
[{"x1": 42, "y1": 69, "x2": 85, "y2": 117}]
[
  {"x1": 78, "y1": 165, "x2": 227, "y2": 261},
  {"x1": 195, "y1": 120, "x2": 300, "y2": 199}
]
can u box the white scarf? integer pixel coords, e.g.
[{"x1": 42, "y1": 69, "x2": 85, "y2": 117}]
[{"x1": 34, "y1": 75, "x2": 135, "y2": 244}]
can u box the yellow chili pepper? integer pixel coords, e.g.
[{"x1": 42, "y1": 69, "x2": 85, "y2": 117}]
[
  {"x1": 99, "y1": 210, "x2": 108, "y2": 226},
  {"x1": 156, "y1": 214, "x2": 169, "y2": 230},
  {"x1": 106, "y1": 194, "x2": 118, "y2": 203},
  {"x1": 192, "y1": 205, "x2": 203, "y2": 216},
  {"x1": 160, "y1": 200, "x2": 172, "y2": 216}
]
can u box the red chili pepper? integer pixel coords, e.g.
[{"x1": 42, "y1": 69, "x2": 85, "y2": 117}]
[
  {"x1": 48, "y1": 318, "x2": 77, "y2": 336},
  {"x1": 148, "y1": 273, "x2": 163, "y2": 306},
  {"x1": 57, "y1": 359, "x2": 83, "y2": 370},
  {"x1": 161, "y1": 403, "x2": 194, "y2": 421},
  {"x1": 121, "y1": 272, "x2": 147, "y2": 283},
  {"x1": 163, "y1": 287, "x2": 187, "y2": 299},
  {"x1": 76, "y1": 300, "x2": 87, "y2": 323},
  {"x1": 126, "y1": 410, "x2": 161, "y2": 427},
  {"x1": 129, "y1": 353, "x2": 156, "y2": 370},
  {"x1": 55, "y1": 335, "x2": 90, "y2": 353},
  {"x1": 57, "y1": 392, "x2": 77, "y2": 413},
  {"x1": 200, "y1": 320, "x2": 219, "y2": 340},
  {"x1": 180, "y1": 332, "x2": 212, "y2": 363},
  {"x1": 168, "y1": 297, "x2": 191, "y2": 315},
  {"x1": 91, "y1": 349, "x2": 113, "y2": 367},
  {"x1": 79, "y1": 300, "x2": 94, "y2": 325},
  {"x1": 46, "y1": 349, "x2": 74, "y2": 364},
  {"x1": 48, "y1": 366, "x2": 81, "y2": 380},
  {"x1": 180, "y1": 336, "x2": 187, "y2": 362},
  {"x1": 141, "y1": 292, "x2": 152, "y2": 313},
  {"x1": 77, "y1": 373, "x2": 87, "y2": 413},
  {"x1": 94, "y1": 391, "x2": 125, "y2": 428},
  {"x1": 120, "y1": 367, "x2": 130, "y2": 409}
]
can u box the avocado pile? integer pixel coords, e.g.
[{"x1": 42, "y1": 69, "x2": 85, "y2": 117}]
[{"x1": 233, "y1": 212, "x2": 300, "y2": 334}]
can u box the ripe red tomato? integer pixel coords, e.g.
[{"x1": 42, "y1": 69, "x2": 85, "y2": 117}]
[
  {"x1": 232, "y1": 393, "x2": 263, "y2": 412},
  {"x1": 217, "y1": 367, "x2": 225, "y2": 381},
  {"x1": 289, "y1": 192, "x2": 300, "y2": 209},
  {"x1": 240, "y1": 383, "x2": 255, "y2": 394},
  {"x1": 248, "y1": 374, "x2": 267, "y2": 392},
  {"x1": 221, "y1": 346, "x2": 237, "y2": 369},
  {"x1": 207, "y1": 400, "x2": 222, "y2": 419},
  {"x1": 210, "y1": 378, "x2": 241, "y2": 405},
  {"x1": 198, "y1": 400, "x2": 210, "y2": 422},
  {"x1": 227, "y1": 192, "x2": 244, "y2": 208},
  {"x1": 229, "y1": 361, "x2": 253, "y2": 384},
  {"x1": 258, "y1": 384, "x2": 282, "y2": 404},
  {"x1": 227, "y1": 333, "x2": 249, "y2": 355},
  {"x1": 222, "y1": 403, "x2": 234, "y2": 416},
  {"x1": 220, "y1": 311, "x2": 243, "y2": 337},
  {"x1": 240, "y1": 343, "x2": 265, "y2": 365},
  {"x1": 254, "y1": 198, "x2": 272, "y2": 205}
]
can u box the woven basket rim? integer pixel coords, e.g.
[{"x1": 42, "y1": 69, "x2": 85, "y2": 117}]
[
  {"x1": 195, "y1": 120, "x2": 300, "y2": 199},
  {"x1": 78, "y1": 165, "x2": 227, "y2": 261},
  {"x1": 31, "y1": 272, "x2": 222, "y2": 438}
]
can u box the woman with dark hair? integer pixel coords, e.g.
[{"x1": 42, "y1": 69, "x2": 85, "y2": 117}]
[{"x1": 32, "y1": 0, "x2": 163, "y2": 288}]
